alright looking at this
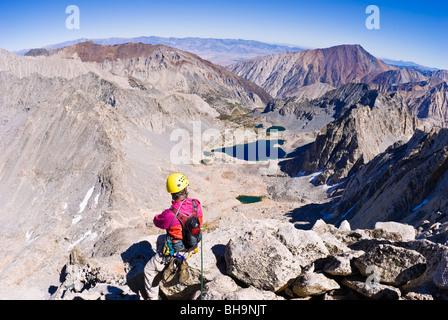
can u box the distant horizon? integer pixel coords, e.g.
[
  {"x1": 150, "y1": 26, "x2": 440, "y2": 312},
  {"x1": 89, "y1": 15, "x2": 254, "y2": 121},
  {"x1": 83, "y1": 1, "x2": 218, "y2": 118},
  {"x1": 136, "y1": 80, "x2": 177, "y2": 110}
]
[
  {"x1": 13, "y1": 34, "x2": 312, "y2": 51},
  {"x1": 11, "y1": 35, "x2": 441, "y2": 71},
  {"x1": 1, "y1": 1, "x2": 447, "y2": 69}
]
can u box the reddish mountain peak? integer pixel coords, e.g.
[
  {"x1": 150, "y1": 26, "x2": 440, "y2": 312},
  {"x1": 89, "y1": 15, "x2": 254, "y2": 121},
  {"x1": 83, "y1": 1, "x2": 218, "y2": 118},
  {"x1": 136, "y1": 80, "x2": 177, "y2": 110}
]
[
  {"x1": 228, "y1": 44, "x2": 396, "y2": 98},
  {"x1": 58, "y1": 41, "x2": 169, "y2": 63},
  {"x1": 304, "y1": 44, "x2": 391, "y2": 67}
]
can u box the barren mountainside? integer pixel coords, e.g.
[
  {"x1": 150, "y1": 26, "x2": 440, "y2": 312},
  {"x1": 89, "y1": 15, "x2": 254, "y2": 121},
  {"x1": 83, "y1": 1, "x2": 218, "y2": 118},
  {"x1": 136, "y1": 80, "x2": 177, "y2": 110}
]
[
  {"x1": 280, "y1": 88, "x2": 419, "y2": 185},
  {"x1": 57, "y1": 41, "x2": 273, "y2": 112},
  {"x1": 332, "y1": 128, "x2": 448, "y2": 234},
  {"x1": 227, "y1": 44, "x2": 395, "y2": 98}
]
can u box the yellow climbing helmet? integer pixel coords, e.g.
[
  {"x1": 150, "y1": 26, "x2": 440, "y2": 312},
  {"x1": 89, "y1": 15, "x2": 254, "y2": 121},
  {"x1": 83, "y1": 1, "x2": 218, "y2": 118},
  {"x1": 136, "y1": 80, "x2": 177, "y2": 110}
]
[{"x1": 166, "y1": 173, "x2": 189, "y2": 194}]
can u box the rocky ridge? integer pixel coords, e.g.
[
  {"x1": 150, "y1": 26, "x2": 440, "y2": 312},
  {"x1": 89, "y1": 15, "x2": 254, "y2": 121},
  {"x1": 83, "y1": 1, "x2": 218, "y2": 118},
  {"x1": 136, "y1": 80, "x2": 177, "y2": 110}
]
[
  {"x1": 49, "y1": 218, "x2": 448, "y2": 300},
  {"x1": 331, "y1": 128, "x2": 448, "y2": 233},
  {"x1": 280, "y1": 88, "x2": 419, "y2": 185}
]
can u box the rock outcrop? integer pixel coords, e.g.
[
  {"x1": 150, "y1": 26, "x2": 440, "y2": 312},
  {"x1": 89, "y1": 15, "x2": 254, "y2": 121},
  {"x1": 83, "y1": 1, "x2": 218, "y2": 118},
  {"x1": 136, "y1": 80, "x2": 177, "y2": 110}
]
[
  {"x1": 49, "y1": 218, "x2": 448, "y2": 300},
  {"x1": 224, "y1": 220, "x2": 328, "y2": 291},
  {"x1": 354, "y1": 244, "x2": 426, "y2": 286}
]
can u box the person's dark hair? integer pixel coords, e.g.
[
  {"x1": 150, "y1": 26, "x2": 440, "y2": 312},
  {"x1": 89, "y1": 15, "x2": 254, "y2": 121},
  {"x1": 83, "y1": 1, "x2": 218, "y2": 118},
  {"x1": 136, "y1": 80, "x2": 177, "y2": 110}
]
[{"x1": 171, "y1": 187, "x2": 187, "y2": 200}]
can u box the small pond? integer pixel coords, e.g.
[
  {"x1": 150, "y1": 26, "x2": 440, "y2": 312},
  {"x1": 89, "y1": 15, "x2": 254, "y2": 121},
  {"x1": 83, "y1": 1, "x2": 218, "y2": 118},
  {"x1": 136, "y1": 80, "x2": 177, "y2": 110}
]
[
  {"x1": 266, "y1": 126, "x2": 286, "y2": 132},
  {"x1": 236, "y1": 195, "x2": 263, "y2": 204}
]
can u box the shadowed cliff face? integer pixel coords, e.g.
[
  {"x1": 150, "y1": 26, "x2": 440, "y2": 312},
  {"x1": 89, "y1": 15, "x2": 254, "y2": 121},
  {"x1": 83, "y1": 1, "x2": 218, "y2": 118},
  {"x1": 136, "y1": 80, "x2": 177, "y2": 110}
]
[{"x1": 333, "y1": 128, "x2": 448, "y2": 232}]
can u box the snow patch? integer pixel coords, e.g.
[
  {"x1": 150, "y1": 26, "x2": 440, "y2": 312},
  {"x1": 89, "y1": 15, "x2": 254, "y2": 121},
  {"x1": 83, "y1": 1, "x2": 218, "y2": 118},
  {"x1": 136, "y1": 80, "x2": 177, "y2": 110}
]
[
  {"x1": 72, "y1": 215, "x2": 82, "y2": 225},
  {"x1": 68, "y1": 230, "x2": 98, "y2": 251},
  {"x1": 94, "y1": 192, "x2": 100, "y2": 207},
  {"x1": 340, "y1": 201, "x2": 360, "y2": 220},
  {"x1": 320, "y1": 211, "x2": 334, "y2": 220},
  {"x1": 412, "y1": 199, "x2": 429, "y2": 212},
  {"x1": 79, "y1": 186, "x2": 95, "y2": 213},
  {"x1": 309, "y1": 171, "x2": 323, "y2": 184},
  {"x1": 25, "y1": 230, "x2": 39, "y2": 246}
]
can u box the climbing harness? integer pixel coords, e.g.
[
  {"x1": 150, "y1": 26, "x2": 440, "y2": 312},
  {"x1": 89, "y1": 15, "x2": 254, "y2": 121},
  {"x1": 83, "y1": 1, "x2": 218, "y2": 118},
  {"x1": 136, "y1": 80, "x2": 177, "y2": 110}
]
[{"x1": 162, "y1": 253, "x2": 191, "y2": 284}]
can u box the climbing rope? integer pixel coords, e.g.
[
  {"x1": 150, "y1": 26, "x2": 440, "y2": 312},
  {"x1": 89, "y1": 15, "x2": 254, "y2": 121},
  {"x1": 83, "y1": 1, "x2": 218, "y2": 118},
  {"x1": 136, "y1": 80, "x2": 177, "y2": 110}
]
[{"x1": 200, "y1": 233, "x2": 204, "y2": 300}]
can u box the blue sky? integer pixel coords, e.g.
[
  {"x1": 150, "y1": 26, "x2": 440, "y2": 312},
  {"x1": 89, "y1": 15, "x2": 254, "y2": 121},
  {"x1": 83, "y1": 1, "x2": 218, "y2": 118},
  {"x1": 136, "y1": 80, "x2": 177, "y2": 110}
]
[{"x1": 0, "y1": 0, "x2": 447, "y2": 69}]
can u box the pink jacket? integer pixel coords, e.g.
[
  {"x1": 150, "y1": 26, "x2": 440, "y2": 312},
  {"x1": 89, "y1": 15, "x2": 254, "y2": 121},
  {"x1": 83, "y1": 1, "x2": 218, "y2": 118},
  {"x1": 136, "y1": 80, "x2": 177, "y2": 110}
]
[{"x1": 153, "y1": 198, "x2": 203, "y2": 239}]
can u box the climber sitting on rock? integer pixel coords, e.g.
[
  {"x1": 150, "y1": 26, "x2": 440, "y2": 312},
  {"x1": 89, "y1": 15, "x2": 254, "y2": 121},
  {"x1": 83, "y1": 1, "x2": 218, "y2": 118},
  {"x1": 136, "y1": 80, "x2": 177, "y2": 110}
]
[{"x1": 144, "y1": 173, "x2": 203, "y2": 300}]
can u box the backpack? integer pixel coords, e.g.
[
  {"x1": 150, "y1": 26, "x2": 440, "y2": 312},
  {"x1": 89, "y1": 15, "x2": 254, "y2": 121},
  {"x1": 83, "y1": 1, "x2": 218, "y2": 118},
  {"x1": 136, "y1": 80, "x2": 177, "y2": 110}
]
[{"x1": 168, "y1": 199, "x2": 202, "y2": 251}]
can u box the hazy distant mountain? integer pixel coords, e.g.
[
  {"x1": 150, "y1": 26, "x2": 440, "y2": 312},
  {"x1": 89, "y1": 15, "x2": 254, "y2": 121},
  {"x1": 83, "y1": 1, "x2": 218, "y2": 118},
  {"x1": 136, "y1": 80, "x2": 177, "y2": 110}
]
[
  {"x1": 382, "y1": 58, "x2": 439, "y2": 73},
  {"x1": 227, "y1": 44, "x2": 395, "y2": 98},
  {"x1": 18, "y1": 36, "x2": 304, "y2": 66}
]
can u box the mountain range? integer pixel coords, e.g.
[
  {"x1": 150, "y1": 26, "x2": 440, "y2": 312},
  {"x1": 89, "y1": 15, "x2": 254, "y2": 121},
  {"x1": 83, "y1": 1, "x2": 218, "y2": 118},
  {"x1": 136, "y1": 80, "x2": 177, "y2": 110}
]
[
  {"x1": 16, "y1": 36, "x2": 305, "y2": 66},
  {"x1": 16, "y1": 36, "x2": 440, "y2": 73},
  {"x1": 1, "y1": 39, "x2": 448, "y2": 300},
  {"x1": 231, "y1": 44, "x2": 448, "y2": 129}
]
